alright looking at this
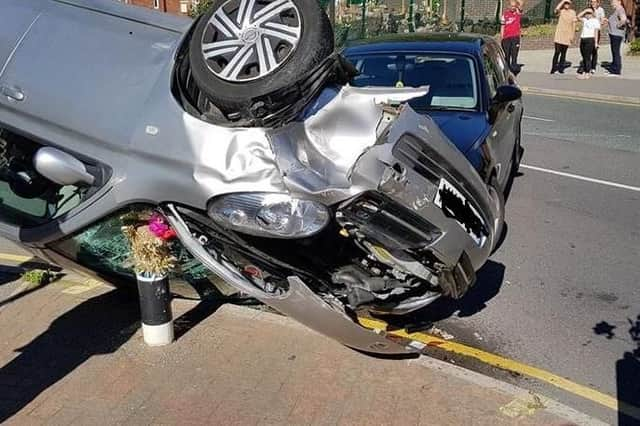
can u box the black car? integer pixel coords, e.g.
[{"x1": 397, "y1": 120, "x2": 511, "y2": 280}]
[{"x1": 344, "y1": 33, "x2": 525, "y2": 206}]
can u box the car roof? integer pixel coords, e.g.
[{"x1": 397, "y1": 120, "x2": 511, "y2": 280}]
[{"x1": 343, "y1": 32, "x2": 494, "y2": 56}]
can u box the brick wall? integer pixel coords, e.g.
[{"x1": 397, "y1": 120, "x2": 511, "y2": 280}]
[
  {"x1": 120, "y1": 0, "x2": 193, "y2": 16},
  {"x1": 445, "y1": 0, "x2": 550, "y2": 22}
]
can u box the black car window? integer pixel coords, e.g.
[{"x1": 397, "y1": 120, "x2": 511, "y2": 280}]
[
  {"x1": 483, "y1": 51, "x2": 500, "y2": 99},
  {"x1": 0, "y1": 129, "x2": 83, "y2": 227},
  {"x1": 348, "y1": 53, "x2": 479, "y2": 111},
  {"x1": 493, "y1": 47, "x2": 511, "y2": 82}
]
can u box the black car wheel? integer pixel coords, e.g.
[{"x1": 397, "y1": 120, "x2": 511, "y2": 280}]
[
  {"x1": 512, "y1": 120, "x2": 523, "y2": 173},
  {"x1": 188, "y1": 0, "x2": 334, "y2": 116},
  {"x1": 489, "y1": 176, "x2": 505, "y2": 252}
]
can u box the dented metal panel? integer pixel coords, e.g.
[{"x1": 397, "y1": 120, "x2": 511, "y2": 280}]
[{"x1": 267, "y1": 86, "x2": 429, "y2": 205}]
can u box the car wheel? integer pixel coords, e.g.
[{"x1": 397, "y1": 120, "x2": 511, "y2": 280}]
[
  {"x1": 488, "y1": 176, "x2": 505, "y2": 252},
  {"x1": 512, "y1": 120, "x2": 523, "y2": 173},
  {"x1": 188, "y1": 0, "x2": 334, "y2": 117}
]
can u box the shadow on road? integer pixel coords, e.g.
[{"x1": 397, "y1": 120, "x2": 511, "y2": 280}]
[
  {"x1": 0, "y1": 266, "x2": 22, "y2": 287},
  {"x1": 0, "y1": 289, "x2": 139, "y2": 422},
  {"x1": 0, "y1": 285, "x2": 225, "y2": 422},
  {"x1": 383, "y1": 260, "x2": 506, "y2": 330},
  {"x1": 594, "y1": 314, "x2": 640, "y2": 426}
]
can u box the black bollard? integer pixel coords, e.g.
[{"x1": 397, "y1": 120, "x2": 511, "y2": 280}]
[{"x1": 136, "y1": 273, "x2": 173, "y2": 346}]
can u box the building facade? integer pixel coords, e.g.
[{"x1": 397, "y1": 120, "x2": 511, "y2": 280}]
[{"x1": 117, "y1": 0, "x2": 196, "y2": 16}]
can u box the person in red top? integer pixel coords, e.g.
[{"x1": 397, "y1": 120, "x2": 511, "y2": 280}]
[{"x1": 501, "y1": 0, "x2": 524, "y2": 74}]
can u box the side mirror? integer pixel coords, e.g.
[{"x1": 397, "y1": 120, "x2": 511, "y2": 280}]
[
  {"x1": 493, "y1": 85, "x2": 522, "y2": 104},
  {"x1": 34, "y1": 147, "x2": 95, "y2": 186}
]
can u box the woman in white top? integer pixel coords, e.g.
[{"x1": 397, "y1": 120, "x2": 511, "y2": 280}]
[{"x1": 577, "y1": 8, "x2": 601, "y2": 79}]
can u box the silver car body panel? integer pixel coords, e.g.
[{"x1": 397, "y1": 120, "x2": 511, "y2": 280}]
[
  {"x1": 0, "y1": 0, "x2": 498, "y2": 354},
  {"x1": 268, "y1": 86, "x2": 428, "y2": 204}
]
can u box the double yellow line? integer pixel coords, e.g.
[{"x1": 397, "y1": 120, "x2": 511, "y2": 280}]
[{"x1": 359, "y1": 317, "x2": 640, "y2": 420}]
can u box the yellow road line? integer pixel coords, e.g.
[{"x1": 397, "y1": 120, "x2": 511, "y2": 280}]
[
  {"x1": 0, "y1": 253, "x2": 33, "y2": 263},
  {"x1": 359, "y1": 317, "x2": 640, "y2": 420}
]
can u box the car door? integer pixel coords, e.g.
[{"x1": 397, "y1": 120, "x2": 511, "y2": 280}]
[
  {"x1": 0, "y1": 0, "x2": 183, "y2": 247},
  {"x1": 481, "y1": 46, "x2": 517, "y2": 190}
]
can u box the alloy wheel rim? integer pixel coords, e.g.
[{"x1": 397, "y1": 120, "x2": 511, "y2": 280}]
[{"x1": 201, "y1": 0, "x2": 302, "y2": 82}]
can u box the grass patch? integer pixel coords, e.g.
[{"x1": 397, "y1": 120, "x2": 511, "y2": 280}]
[
  {"x1": 521, "y1": 24, "x2": 556, "y2": 38},
  {"x1": 628, "y1": 39, "x2": 640, "y2": 56}
]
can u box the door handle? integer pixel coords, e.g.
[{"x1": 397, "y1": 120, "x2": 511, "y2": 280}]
[
  {"x1": 0, "y1": 85, "x2": 25, "y2": 102},
  {"x1": 507, "y1": 104, "x2": 515, "y2": 113}
]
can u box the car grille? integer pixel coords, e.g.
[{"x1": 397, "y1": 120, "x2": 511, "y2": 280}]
[
  {"x1": 392, "y1": 134, "x2": 442, "y2": 186},
  {"x1": 392, "y1": 134, "x2": 490, "y2": 246}
]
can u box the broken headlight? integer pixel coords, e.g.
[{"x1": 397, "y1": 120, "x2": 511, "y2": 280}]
[{"x1": 207, "y1": 193, "x2": 330, "y2": 239}]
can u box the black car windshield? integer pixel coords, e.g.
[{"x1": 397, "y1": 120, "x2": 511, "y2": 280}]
[{"x1": 347, "y1": 53, "x2": 479, "y2": 112}]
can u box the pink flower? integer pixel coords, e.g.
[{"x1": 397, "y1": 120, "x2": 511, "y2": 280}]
[{"x1": 148, "y1": 213, "x2": 175, "y2": 241}]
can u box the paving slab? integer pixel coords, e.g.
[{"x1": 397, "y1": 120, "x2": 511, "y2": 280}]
[{"x1": 0, "y1": 277, "x2": 601, "y2": 425}]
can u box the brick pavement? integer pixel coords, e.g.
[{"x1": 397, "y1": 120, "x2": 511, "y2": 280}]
[{"x1": 0, "y1": 278, "x2": 594, "y2": 425}]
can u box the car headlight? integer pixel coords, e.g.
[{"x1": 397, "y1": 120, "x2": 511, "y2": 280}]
[{"x1": 208, "y1": 193, "x2": 330, "y2": 239}]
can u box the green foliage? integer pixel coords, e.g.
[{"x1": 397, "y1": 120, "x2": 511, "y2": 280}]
[
  {"x1": 189, "y1": 0, "x2": 214, "y2": 18},
  {"x1": 521, "y1": 23, "x2": 556, "y2": 37},
  {"x1": 469, "y1": 18, "x2": 501, "y2": 36},
  {"x1": 629, "y1": 39, "x2": 640, "y2": 56}
]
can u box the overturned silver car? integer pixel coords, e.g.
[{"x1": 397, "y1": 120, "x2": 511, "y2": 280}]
[{"x1": 0, "y1": 0, "x2": 507, "y2": 354}]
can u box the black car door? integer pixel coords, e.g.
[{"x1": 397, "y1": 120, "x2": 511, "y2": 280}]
[{"x1": 482, "y1": 46, "x2": 518, "y2": 191}]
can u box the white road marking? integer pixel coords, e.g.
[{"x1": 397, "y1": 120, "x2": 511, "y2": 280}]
[
  {"x1": 523, "y1": 115, "x2": 555, "y2": 122},
  {"x1": 521, "y1": 164, "x2": 640, "y2": 192}
]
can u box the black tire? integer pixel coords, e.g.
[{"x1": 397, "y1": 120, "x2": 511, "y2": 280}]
[
  {"x1": 188, "y1": 0, "x2": 334, "y2": 116},
  {"x1": 512, "y1": 119, "x2": 523, "y2": 173},
  {"x1": 489, "y1": 175, "x2": 505, "y2": 253}
]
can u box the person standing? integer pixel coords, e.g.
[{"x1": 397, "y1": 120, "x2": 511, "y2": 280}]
[
  {"x1": 577, "y1": 8, "x2": 600, "y2": 79},
  {"x1": 551, "y1": 0, "x2": 577, "y2": 74},
  {"x1": 501, "y1": 0, "x2": 524, "y2": 74},
  {"x1": 605, "y1": 0, "x2": 627, "y2": 76},
  {"x1": 590, "y1": 0, "x2": 606, "y2": 72}
]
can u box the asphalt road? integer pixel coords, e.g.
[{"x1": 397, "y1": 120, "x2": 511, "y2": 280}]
[
  {"x1": 416, "y1": 93, "x2": 640, "y2": 424},
  {"x1": 0, "y1": 93, "x2": 638, "y2": 423}
]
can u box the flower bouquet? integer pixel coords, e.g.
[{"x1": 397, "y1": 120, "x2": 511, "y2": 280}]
[{"x1": 121, "y1": 210, "x2": 177, "y2": 346}]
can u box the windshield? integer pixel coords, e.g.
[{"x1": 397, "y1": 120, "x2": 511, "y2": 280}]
[{"x1": 346, "y1": 53, "x2": 479, "y2": 112}]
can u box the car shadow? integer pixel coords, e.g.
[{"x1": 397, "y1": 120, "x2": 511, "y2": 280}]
[
  {"x1": 0, "y1": 289, "x2": 139, "y2": 422},
  {"x1": 0, "y1": 265, "x2": 22, "y2": 287},
  {"x1": 593, "y1": 315, "x2": 640, "y2": 426},
  {"x1": 0, "y1": 286, "x2": 225, "y2": 422},
  {"x1": 382, "y1": 260, "x2": 506, "y2": 329}
]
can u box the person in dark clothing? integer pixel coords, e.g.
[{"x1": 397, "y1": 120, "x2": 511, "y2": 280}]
[
  {"x1": 501, "y1": 0, "x2": 524, "y2": 74},
  {"x1": 604, "y1": 0, "x2": 627, "y2": 76}
]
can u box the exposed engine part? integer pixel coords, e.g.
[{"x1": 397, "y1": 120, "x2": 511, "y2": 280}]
[
  {"x1": 332, "y1": 190, "x2": 478, "y2": 312},
  {"x1": 332, "y1": 264, "x2": 430, "y2": 311},
  {"x1": 360, "y1": 241, "x2": 438, "y2": 285}
]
